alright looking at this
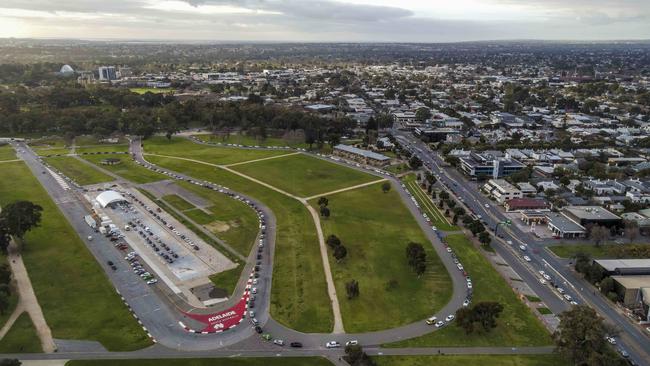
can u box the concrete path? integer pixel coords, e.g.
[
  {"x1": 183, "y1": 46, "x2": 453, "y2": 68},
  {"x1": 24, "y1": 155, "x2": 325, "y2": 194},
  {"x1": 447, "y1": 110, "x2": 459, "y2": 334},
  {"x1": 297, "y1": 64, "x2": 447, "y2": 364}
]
[
  {"x1": 7, "y1": 240, "x2": 57, "y2": 353},
  {"x1": 303, "y1": 178, "x2": 387, "y2": 201},
  {"x1": 224, "y1": 152, "x2": 300, "y2": 167},
  {"x1": 0, "y1": 159, "x2": 22, "y2": 164},
  {"x1": 0, "y1": 304, "x2": 24, "y2": 340}
]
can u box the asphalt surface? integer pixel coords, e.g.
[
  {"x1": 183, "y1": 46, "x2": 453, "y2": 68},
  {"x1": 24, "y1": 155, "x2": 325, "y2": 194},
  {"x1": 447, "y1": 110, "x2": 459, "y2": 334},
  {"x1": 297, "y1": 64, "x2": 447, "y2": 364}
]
[
  {"x1": 392, "y1": 128, "x2": 650, "y2": 366},
  {"x1": 0, "y1": 136, "x2": 562, "y2": 362}
]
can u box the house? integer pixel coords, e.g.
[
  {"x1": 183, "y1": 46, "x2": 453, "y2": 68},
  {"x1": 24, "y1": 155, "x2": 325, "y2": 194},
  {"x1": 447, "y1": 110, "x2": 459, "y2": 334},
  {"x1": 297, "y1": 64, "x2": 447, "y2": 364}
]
[{"x1": 483, "y1": 179, "x2": 522, "y2": 204}]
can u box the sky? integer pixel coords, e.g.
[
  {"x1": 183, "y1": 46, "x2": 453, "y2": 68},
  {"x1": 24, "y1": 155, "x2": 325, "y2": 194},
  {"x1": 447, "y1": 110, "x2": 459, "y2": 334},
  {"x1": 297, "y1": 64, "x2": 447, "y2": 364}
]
[{"x1": 0, "y1": 0, "x2": 649, "y2": 42}]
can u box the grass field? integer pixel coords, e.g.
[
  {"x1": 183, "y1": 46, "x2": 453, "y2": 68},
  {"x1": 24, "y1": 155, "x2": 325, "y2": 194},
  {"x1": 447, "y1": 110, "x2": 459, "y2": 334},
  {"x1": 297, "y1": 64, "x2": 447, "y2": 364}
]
[
  {"x1": 162, "y1": 194, "x2": 195, "y2": 211},
  {"x1": 0, "y1": 144, "x2": 16, "y2": 161},
  {"x1": 82, "y1": 155, "x2": 165, "y2": 184},
  {"x1": 145, "y1": 155, "x2": 333, "y2": 332},
  {"x1": 66, "y1": 358, "x2": 333, "y2": 366},
  {"x1": 28, "y1": 136, "x2": 69, "y2": 147},
  {"x1": 548, "y1": 243, "x2": 650, "y2": 258},
  {"x1": 193, "y1": 133, "x2": 309, "y2": 149},
  {"x1": 374, "y1": 355, "x2": 568, "y2": 366},
  {"x1": 385, "y1": 163, "x2": 410, "y2": 175},
  {"x1": 209, "y1": 264, "x2": 242, "y2": 295},
  {"x1": 34, "y1": 147, "x2": 71, "y2": 156},
  {"x1": 311, "y1": 182, "x2": 452, "y2": 332},
  {"x1": 233, "y1": 154, "x2": 377, "y2": 198},
  {"x1": 45, "y1": 156, "x2": 114, "y2": 185},
  {"x1": 74, "y1": 136, "x2": 128, "y2": 146},
  {"x1": 0, "y1": 312, "x2": 42, "y2": 353},
  {"x1": 129, "y1": 87, "x2": 173, "y2": 95},
  {"x1": 175, "y1": 182, "x2": 259, "y2": 257},
  {"x1": 538, "y1": 307, "x2": 553, "y2": 315},
  {"x1": 0, "y1": 162, "x2": 151, "y2": 351},
  {"x1": 76, "y1": 146, "x2": 129, "y2": 154},
  {"x1": 387, "y1": 234, "x2": 551, "y2": 347},
  {"x1": 0, "y1": 255, "x2": 19, "y2": 330},
  {"x1": 143, "y1": 136, "x2": 289, "y2": 165},
  {"x1": 402, "y1": 174, "x2": 458, "y2": 232}
]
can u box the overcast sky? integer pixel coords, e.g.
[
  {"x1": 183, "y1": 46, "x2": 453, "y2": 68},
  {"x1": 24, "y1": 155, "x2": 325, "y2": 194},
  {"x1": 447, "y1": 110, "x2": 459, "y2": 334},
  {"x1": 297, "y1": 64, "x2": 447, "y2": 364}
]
[{"x1": 1, "y1": 0, "x2": 649, "y2": 42}]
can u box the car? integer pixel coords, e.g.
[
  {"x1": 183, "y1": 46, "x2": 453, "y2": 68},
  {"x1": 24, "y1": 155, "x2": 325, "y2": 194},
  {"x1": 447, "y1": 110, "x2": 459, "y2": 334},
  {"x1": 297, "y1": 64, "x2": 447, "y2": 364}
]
[
  {"x1": 519, "y1": 245, "x2": 527, "y2": 251},
  {"x1": 543, "y1": 274, "x2": 551, "y2": 281},
  {"x1": 426, "y1": 316, "x2": 437, "y2": 325},
  {"x1": 110, "y1": 265, "x2": 117, "y2": 271},
  {"x1": 557, "y1": 287, "x2": 565, "y2": 294},
  {"x1": 484, "y1": 204, "x2": 490, "y2": 208},
  {"x1": 146, "y1": 279, "x2": 158, "y2": 285},
  {"x1": 273, "y1": 339, "x2": 284, "y2": 346},
  {"x1": 563, "y1": 294, "x2": 572, "y2": 301},
  {"x1": 107, "y1": 261, "x2": 114, "y2": 266},
  {"x1": 446, "y1": 247, "x2": 452, "y2": 253},
  {"x1": 290, "y1": 342, "x2": 303, "y2": 348},
  {"x1": 523, "y1": 255, "x2": 531, "y2": 262},
  {"x1": 463, "y1": 299, "x2": 470, "y2": 307},
  {"x1": 606, "y1": 336, "x2": 616, "y2": 345},
  {"x1": 325, "y1": 341, "x2": 340, "y2": 348},
  {"x1": 434, "y1": 321, "x2": 445, "y2": 328},
  {"x1": 249, "y1": 310, "x2": 256, "y2": 318},
  {"x1": 618, "y1": 348, "x2": 629, "y2": 358},
  {"x1": 539, "y1": 278, "x2": 547, "y2": 285},
  {"x1": 445, "y1": 314, "x2": 455, "y2": 322},
  {"x1": 251, "y1": 287, "x2": 258, "y2": 294},
  {"x1": 345, "y1": 340, "x2": 358, "y2": 346},
  {"x1": 254, "y1": 326, "x2": 263, "y2": 334},
  {"x1": 506, "y1": 240, "x2": 513, "y2": 245},
  {"x1": 570, "y1": 301, "x2": 579, "y2": 306},
  {"x1": 467, "y1": 282, "x2": 473, "y2": 289}
]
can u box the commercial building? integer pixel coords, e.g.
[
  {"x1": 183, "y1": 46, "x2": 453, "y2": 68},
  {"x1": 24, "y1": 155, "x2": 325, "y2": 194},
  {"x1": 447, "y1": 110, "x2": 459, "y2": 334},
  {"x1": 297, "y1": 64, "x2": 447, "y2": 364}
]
[
  {"x1": 98, "y1": 66, "x2": 117, "y2": 81},
  {"x1": 483, "y1": 179, "x2": 522, "y2": 204},
  {"x1": 546, "y1": 212, "x2": 586, "y2": 238},
  {"x1": 611, "y1": 276, "x2": 650, "y2": 309},
  {"x1": 458, "y1": 152, "x2": 525, "y2": 179},
  {"x1": 414, "y1": 127, "x2": 461, "y2": 142},
  {"x1": 95, "y1": 190, "x2": 128, "y2": 208},
  {"x1": 562, "y1": 206, "x2": 622, "y2": 228},
  {"x1": 333, "y1": 144, "x2": 390, "y2": 167},
  {"x1": 594, "y1": 259, "x2": 650, "y2": 276},
  {"x1": 504, "y1": 198, "x2": 549, "y2": 212}
]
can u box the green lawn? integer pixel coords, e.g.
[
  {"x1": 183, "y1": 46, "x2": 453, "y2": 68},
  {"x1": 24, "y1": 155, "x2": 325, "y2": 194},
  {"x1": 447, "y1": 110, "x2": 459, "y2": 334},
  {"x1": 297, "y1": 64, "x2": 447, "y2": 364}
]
[
  {"x1": 0, "y1": 144, "x2": 16, "y2": 161},
  {"x1": 45, "y1": 156, "x2": 115, "y2": 185},
  {"x1": 385, "y1": 163, "x2": 410, "y2": 175},
  {"x1": 33, "y1": 147, "x2": 72, "y2": 156},
  {"x1": 374, "y1": 355, "x2": 568, "y2": 366},
  {"x1": 209, "y1": 264, "x2": 243, "y2": 295},
  {"x1": 76, "y1": 146, "x2": 129, "y2": 154},
  {"x1": 82, "y1": 155, "x2": 165, "y2": 184},
  {"x1": 145, "y1": 156, "x2": 333, "y2": 333},
  {"x1": 387, "y1": 234, "x2": 551, "y2": 347},
  {"x1": 129, "y1": 87, "x2": 173, "y2": 95},
  {"x1": 537, "y1": 307, "x2": 553, "y2": 315},
  {"x1": 233, "y1": 153, "x2": 377, "y2": 198},
  {"x1": 0, "y1": 312, "x2": 42, "y2": 353},
  {"x1": 66, "y1": 358, "x2": 332, "y2": 366},
  {"x1": 0, "y1": 255, "x2": 19, "y2": 330},
  {"x1": 74, "y1": 136, "x2": 128, "y2": 146},
  {"x1": 311, "y1": 182, "x2": 452, "y2": 332},
  {"x1": 193, "y1": 133, "x2": 309, "y2": 149},
  {"x1": 548, "y1": 243, "x2": 650, "y2": 259},
  {"x1": 0, "y1": 162, "x2": 151, "y2": 351},
  {"x1": 162, "y1": 194, "x2": 196, "y2": 211},
  {"x1": 402, "y1": 174, "x2": 458, "y2": 232},
  {"x1": 175, "y1": 182, "x2": 259, "y2": 257},
  {"x1": 143, "y1": 136, "x2": 289, "y2": 165},
  {"x1": 28, "y1": 136, "x2": 69, "y2": 148}
]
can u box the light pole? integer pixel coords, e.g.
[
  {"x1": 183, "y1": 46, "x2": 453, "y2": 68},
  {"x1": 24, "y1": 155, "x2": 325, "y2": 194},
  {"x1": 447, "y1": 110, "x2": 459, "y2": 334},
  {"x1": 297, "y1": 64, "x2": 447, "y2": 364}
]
[{"x1": 494, "y1": 219, "x2": 512, "y2": 238}]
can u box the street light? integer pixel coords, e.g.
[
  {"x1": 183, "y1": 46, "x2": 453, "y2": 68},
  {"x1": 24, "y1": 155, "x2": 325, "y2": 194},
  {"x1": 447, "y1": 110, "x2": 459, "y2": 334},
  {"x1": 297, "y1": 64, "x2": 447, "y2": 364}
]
[{"x1": 494, "y1": 219, "x2": 512, "y2": 237}]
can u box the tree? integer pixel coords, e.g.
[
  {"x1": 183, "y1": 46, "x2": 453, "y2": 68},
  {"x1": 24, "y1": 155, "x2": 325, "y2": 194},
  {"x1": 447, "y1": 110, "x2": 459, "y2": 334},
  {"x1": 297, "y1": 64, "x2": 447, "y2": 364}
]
[
  {"x1": 345, "y1": 279, "x2": 360, "y2": 299},
  {"x1": 599, "y1": 277, "x2": 615, "y2": 296},
  {"x1": 589, "y1": 225, "x2": 609, "y2": 247},
  {"x1": 439, "y1": 191, "x2": 450, "y2": 200},
  {"x1": 317, "y1": 197, "x2": 329, "y2": 207},
  {"x1": 0, "y1": 359, "x2": 21, "y2": 366},
  {"x1": 320, "y1": 205, "x2": 330, "y2": 219},
  {"x1": 326, "y1": 235, "x2": 341, "y2": 249},
  {"x1": 409, "y1": 155, "x2": 422, "y2": 169},
  {"x1": 344, "y1": 344, "x2": 376, "y2": 366},
  {"x1": 431, "y1": 190, "x2": 437, "y2": 200},
  {"x1": 624, "y1": 220, "x2": 640, "y2": 242},
  {"x1": 455, "y1": 301, "x2": 503, "y2": 334},
  {"x1": 455, "y1": 306, "x2": 475, "y2": 334},
  {"x1": 478, "y1": 231, "x2": 492, "y2": 247},
  {"x1": 381, "y1": 182, "x2": 391, "y2": 193},
  {"x1": 405, "y1": 242, "x2": 427, "y2": 276},
  {"x1": 415, "y1": 107, "x2": 432, "y2": 122},
  {"x1": 0, "y1": 224, "x2": 10, "y2": 254},
  {"x1": 0, "y1": 201, "x2": 43, "y2": 241},
  {"x1": 554, "y1": 305, "x2": 612, "y2": 366},
  {"x1": 333, "y1": 244, "x2": 348, "y2": 262},
  {"x1": 0, "y1": 292, "x2": 8, "y2": 315}
]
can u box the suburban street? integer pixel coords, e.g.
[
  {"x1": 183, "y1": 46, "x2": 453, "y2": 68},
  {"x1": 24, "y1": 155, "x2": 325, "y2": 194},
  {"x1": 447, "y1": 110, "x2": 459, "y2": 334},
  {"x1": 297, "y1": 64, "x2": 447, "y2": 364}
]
[{"x1": 392, "y1": 129, "x2": 650, "y2": 366}]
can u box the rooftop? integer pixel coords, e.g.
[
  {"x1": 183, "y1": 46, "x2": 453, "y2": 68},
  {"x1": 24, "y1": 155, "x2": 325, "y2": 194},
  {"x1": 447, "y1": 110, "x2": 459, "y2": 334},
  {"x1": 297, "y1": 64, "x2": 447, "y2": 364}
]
[
  {"x1": 563, "y1": 206, "x2": 621, "y2": 221},
  {"x1": 596, "y1": 259, "x2": 650, "y2": 272},
  {"x1": 610, "y1": 275, "x2": 650, "y2": 289},
  {"x1": 333, "y1": 144, "x2": 390, "y2": 161},
  {"x1": 546, "y1": 213, "x2": 586, "y2": 233}
]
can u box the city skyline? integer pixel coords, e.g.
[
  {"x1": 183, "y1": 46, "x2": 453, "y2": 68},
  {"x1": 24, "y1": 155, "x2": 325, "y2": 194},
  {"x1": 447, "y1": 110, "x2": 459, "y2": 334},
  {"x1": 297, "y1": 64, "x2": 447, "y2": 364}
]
[{"x1": 1, "y1": 0, "x2": 649, "y2": 42}]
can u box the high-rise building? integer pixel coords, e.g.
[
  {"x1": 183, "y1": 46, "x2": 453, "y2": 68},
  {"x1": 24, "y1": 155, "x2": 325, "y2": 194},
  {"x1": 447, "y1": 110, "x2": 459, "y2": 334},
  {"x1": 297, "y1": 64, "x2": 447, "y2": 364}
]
[{"x1": 98, "y1": 66, "x2": 117, "y2": 81}]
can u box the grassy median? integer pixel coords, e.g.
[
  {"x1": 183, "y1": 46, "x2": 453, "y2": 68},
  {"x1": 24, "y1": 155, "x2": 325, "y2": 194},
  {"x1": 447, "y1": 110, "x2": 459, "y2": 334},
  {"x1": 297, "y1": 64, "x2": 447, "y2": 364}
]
[
  {"x1": 374, "y1": 355, "x2": 568, "y2": 366},
  {"x1": 0, "y1": 162, "x2": 151, "y2": 351},
  {"x1": 67, "y1": 358, "x2": 333, "y2": 366},
  {"x1": 45, "y1": 156, "x2": 114, "y2": 185},
  {"x1": 82, "y1": 154, "x2": 165, "y2": 184}
]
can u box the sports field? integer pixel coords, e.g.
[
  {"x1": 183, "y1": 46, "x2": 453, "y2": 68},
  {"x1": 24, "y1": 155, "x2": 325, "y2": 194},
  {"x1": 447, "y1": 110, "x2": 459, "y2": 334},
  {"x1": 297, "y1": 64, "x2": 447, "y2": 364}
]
[
  {"x1": 145, "y1": 155, "x2": 333, "y2": 332},
  {"x1": 0, "y1": 162, "x2": 152, "y2": 351},
  {"x1": 232, "y1": 153, "x2": 378, "y2": 197},
  {"x1": 387, "y1": 234, "x2": 551, "y2": 347},
  {"x1": 45, "y1": 156, "x2": 114, "y2": 185},
  {"x1": 143, "y1": 136, "x2": 290, "y2": 165},
  {"x1": 311, "y1": 182, "x2": 452, "y2": 332}
]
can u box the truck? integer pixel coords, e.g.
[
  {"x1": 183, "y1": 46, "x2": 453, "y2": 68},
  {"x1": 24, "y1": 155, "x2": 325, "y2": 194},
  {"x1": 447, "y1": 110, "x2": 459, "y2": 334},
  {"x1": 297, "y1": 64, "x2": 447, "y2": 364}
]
[{"x1": 84, "y1": 215, "x2": 97, "y2": 229}]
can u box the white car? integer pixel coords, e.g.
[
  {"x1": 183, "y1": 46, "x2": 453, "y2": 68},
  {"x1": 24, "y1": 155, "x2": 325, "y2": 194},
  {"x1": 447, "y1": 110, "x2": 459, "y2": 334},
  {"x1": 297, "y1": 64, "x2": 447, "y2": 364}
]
[
  {"x1": 606, "y1": 336, "x2": 617, "y2": 345},
  {"x1": 557, "y1": 287, "x2": 565, "y2": 294},
  {"x1": 523, "y1": 255, "x2": 531, "y2": 262},
  {"x1": 251, "y1": 287, "x2": 258, "y2": 294},
  {"x1": 506, "y1": 240, "x2": 512, "y2": 245},
  {"x1": 563, "y1": 294, "x2": 573, "y2": 301},
  {"x1": 446, "y1": 247, "x2": 452, "y2": 253},
  {"x1": 543, "y1": 274, "x2": 551, "y2": 281},
  {"x1": 435, "y1": 321, "x2": 445, "y2": 328},
  {"x1": 273, "y1": 339, "x2": 284, "y2": 346},
  {"x1": 325, "y1": 341, "x2": 341, "y2": 348},
  {"x1": 570, "y1": 301, "x2": 579, "y2": 306},
  {"x1": 345, "y1": 340, "x2": 358, "y2": 346},
  {"x1": 484, "y1": 204, "x2": 490, "y2": 208},
  {"x1": 445, "y1": 314, "x2": 455, "y2": 322},
  {"x1": 519, "y1": 245, "x2": 527, "y2": 251},
  {"x1": 146, "y1": 279, "x2": 158, "y2": 285},
  {"x1": 539, "y1": 278, "x2": 547, "y2": 285},
  {"x1": 467, "y1": 282, "x2": 473, "y2": 289},
  {"x1": 462, "y1": 299, "x2": 470, "y2": 307}
]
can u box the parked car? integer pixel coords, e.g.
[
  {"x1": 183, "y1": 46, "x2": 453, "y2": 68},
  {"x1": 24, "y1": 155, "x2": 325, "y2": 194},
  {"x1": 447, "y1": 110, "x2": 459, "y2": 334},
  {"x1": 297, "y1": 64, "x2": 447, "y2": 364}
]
[
  {"x1": 290, "y1": 342, "x2": 303, "y2": 348},
  {"x1": 273, "y1": 339, "x2": 284, "y2": 346},
  {"x1": 345, "y1": 340, "x2": 358, "y2": 346},
  {"x1": 426, "y1": 316, "x2": 437, "y2": 325},
  {"x1": 325, "y1": 341, "x2": 340, "y2": 348}
]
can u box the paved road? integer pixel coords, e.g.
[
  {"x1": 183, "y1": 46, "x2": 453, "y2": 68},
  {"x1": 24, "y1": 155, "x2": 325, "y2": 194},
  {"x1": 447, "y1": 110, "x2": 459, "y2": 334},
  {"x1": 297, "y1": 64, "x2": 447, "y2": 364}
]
[{"x1": 392, "y1": 128, "x2": 650, "y2": 366}]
